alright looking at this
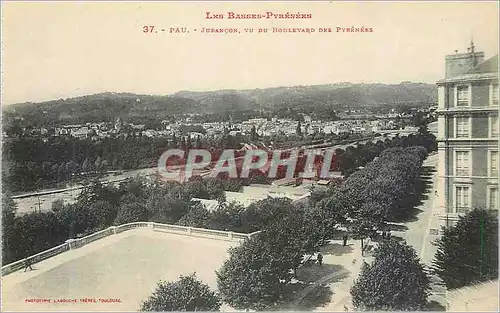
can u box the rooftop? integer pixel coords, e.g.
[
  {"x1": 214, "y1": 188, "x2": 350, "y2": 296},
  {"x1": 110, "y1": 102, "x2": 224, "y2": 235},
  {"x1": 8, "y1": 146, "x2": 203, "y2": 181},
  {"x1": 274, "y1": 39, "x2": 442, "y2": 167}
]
[
  {"x1": 467, "y1": 55, "x2": 499, "y2": 74},
  {"x1": 438, "y1": 54, "x2": 499, "y2": 84}
]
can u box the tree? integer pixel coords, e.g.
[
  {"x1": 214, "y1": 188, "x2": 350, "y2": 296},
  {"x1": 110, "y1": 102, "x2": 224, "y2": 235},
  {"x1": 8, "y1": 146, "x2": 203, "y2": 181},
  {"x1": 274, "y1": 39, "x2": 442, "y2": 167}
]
[
  {"x1": 241, "y1": 197, "x2": 293, "y2": 233},
  {"x1": 81, "y1": 157, "x2": 91, "y2": 173},
  {"x1": 432, "y1": 209, "x2": 498, "y2": 289},
  {"x1": 309, "y1": 186, "x2": 333, "y2": 206},
  {"x1": 51, "y1": 199, "x2": 65, "y2": 212},
  {"x1": 2, "y1": 192, "x2": 18, "y2": 263},
  {"x1": 146, "y1": 193, "x2": 190, "y2": 224},
  {"x1": 296, "y1": 120, "x2": 302, "y2": 137},
  {"x1": 88, "y1": 200, "x2": 117, "y2": 230},
  {"x1": 141, "y1": 273, "x2": 221, "y2": 311},
  {"x1": 206, "y1": 177, "x2": 226, "y2": 201},
  {"x1": 10, "y1": 211, "x2": 69, "y2": 260},
  {"x1": 196, "y1": 135, "x2": 203, "y2": 149},
  {"x1": 250, "y1": 125, "x2": 258, "y2": 141},
  {"x1": 185, "y1": 177, "x2": 209, "y2": 199},
  {"x1": 351, "y1": 239, "x2": 430, "y2": 311},
  {"x1": 216, "y1": 235, "x2": 287, "y2": 310},
  {"x1": 208, "y1": 202, "x2": 245, "y2": 232},
  {"x1": 177, "y1": 201, "x2": 211, "y2": 228},
  {"x1": 114, "y1": 202, "x2": 149, "y2": 225},
  {"x1": 172, "y1": 133, "x2": 178, "y2": 148},
  {"x1": 94, "y1": 156, "x2": 103, "y2": 172}
]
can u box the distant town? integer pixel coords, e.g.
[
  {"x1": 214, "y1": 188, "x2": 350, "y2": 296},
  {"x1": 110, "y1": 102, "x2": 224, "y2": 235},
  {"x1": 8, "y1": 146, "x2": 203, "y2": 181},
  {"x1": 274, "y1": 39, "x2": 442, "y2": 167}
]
[{"x1": 3, "y1": 106, "x2": 437, "y2": 141}]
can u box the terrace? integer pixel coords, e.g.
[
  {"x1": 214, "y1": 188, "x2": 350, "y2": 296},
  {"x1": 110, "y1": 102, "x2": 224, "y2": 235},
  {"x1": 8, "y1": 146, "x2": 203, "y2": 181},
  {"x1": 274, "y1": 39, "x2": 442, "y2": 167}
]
[{"x1": 1, "y1": 223, "x2": 258, "y2": 312}]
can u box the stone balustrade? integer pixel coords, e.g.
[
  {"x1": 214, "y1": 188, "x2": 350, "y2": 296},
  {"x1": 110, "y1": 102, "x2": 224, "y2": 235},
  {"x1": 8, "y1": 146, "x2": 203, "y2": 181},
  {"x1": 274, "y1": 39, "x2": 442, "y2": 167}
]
[{"x1": 1, "y1": 222, "x2": 260, "y2": 276}]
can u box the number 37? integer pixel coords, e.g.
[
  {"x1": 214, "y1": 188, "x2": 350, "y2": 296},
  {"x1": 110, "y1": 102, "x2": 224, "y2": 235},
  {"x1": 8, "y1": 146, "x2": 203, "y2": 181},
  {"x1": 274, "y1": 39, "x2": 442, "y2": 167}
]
[{"x1": 143, "y1": 26, "x2": 155, "y2": 33}]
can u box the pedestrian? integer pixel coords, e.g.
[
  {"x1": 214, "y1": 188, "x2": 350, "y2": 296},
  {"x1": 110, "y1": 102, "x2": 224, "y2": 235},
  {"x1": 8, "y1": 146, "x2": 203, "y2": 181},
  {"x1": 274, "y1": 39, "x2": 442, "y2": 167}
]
[
  {"x1": 24, "y1": 258, "x2": 33, "y2": 272},
  {"x1": 342, "y1": 234, "x2": 348, "y2": 246},
  {"x1": 382, "y1": 231, "x2": 386, "y2": 239},
  {"x1": 317, "y1": 253, "x2": 323, "y2": 266},
  {"x1": 387, "y1": 231, "x2": 391, "y2": 239}
]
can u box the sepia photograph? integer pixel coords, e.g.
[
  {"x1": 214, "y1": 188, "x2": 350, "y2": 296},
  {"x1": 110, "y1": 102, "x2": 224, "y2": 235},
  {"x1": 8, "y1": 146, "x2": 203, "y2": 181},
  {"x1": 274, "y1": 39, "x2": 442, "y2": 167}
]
[{"x1": 1, "y1": 1, "x2": 499, "y2": 312}]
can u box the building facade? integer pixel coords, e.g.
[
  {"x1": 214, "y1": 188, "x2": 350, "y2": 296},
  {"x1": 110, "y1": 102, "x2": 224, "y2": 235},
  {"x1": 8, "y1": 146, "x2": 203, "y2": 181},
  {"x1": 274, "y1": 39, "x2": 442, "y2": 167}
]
[{"x1": 437, "y1": 42, "x2": 499, "y2": 225}]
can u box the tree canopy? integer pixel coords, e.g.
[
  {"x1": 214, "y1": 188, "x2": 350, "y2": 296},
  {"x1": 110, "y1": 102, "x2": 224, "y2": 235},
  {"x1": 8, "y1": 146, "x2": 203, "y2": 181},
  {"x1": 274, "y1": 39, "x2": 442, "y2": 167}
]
[
  {"x1": 432, "y1": 208, "x2": 499, "y2": 289},
  {"x1": 351, "y1": 239, "x2": 430, "y2": 311},
  {"x1": 140, "y1": 273, "x2": 221, "y2": 311}
]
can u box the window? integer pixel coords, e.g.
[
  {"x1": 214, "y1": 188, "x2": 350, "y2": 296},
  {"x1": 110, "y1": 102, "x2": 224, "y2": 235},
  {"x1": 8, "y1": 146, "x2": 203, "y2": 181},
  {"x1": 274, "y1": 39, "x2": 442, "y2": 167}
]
[
  {"x1": 455, "y1": 186, "x2": 470, "y2": 212},
  {"x1": 489, "y1": 150, "x2": 499, "y2": 177},
  {"x1": 491, "y1": 84, "x2": 499, "y2": 106},
  {"x1": 455, "y1": 151, "x2": 470, "y2": 176},
  {"x1": 490, "y1": 115, "x2": 499, "y2": 138},
  {"x1": 455, "y1": 117, "x2": 470, "y2": 138},
  {"x1": 457, "y1": 86, "x2": 469, "y2": 107},
  {"x1": 488, "y1": 187, "x2": 499, "y2": 210}
]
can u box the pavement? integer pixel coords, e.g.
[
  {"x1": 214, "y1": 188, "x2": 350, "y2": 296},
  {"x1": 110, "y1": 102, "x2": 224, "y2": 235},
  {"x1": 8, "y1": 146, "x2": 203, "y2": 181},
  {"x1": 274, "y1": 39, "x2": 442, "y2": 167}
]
[
  {"x1": 13, "y1": 167, "x2": 157, "y2": 215},
  {"x1": 447, "y1": 280, "x2": 499, "y2": 311},
  {"x1": 392, "y1": 153, "x2": 439, "y2": 265},
  {"x1": 289, "y1": 239, "x2": 363, "y2": 312}
]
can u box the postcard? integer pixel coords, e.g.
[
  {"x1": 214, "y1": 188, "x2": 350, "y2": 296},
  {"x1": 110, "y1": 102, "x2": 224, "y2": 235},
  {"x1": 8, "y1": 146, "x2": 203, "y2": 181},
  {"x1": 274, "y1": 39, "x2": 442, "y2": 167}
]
[{"x1": 1, "y1": 1, "x2": 499, "y2": 312}]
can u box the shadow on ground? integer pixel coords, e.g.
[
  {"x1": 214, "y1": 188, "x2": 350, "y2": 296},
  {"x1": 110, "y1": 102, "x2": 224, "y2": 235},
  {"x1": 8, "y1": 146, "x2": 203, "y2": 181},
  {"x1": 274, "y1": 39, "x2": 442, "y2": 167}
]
[
  {"x1": 321, "y1": 243, "x2": 354, "y2": 256},
  {"x1": 295, "y1": 284, "x2": 333, "y2": 311},
  {"x1": 426, "y1": 300, "x2": 446, "y2": 311},
  {"x1": 296, "y1": 264, "x2": 348, "y2": 284},
  {"x1": 383, "y1": 223, "x2": 409, "y2": 232},
  {"x1": 277, "y1": 281, "x2": 335, "y2": 311}
]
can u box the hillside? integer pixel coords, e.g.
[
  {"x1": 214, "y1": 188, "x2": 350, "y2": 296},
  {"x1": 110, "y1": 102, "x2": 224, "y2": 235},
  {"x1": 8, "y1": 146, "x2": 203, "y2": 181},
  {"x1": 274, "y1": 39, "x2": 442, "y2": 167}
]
[
  {"x1": 3, "y1": 83, "x2": 437, "y2": 125},
  {"x1": 176, "y1": 82, "x2": 437, "y2": 110},
  {"x1": 3, "y1": 93, "x2": 201, "y2": 125}
]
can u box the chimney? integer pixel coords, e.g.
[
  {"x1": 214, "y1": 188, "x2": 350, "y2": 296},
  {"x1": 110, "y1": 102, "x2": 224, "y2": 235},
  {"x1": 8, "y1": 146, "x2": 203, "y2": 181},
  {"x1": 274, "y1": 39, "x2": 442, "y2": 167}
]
[{"x1": 445, "y1": 40, "x2": 484, "y2": 78}]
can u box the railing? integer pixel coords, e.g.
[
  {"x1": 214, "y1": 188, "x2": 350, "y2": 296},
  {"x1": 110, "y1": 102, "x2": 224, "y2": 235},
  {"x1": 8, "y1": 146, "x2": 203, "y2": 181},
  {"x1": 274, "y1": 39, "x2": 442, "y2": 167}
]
[
  {"x1": 151, "y1": 223, "x2": 261, "y2": 242},
  {"x1": 152, "y1": 223, "x2": 189, "y2": 234},
  {"x1": 1, "y1": 243, "x2": 70, "y2": 275},
  {"x1": 72, "y1": 227, "x2": 114, "y2": 249},
  {"x1": 115, "y1": 222, "x2": 149, "y2": 234},
  {"x1": 1, "y1": 222, "x2": 260, "y2": 276}
]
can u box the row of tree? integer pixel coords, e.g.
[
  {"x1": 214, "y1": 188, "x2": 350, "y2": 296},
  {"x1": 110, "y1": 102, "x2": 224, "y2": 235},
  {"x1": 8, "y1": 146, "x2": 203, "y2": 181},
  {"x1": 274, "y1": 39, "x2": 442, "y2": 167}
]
[
  {"x1": 207, "y1": 146, "x2": 430, "y2": 310},
  {"x1": 2, "y1": 176, "x2": 311, "y2": 264},
  {"x1": 311, "y1": 146, "x2": 428, "y2": 255}
]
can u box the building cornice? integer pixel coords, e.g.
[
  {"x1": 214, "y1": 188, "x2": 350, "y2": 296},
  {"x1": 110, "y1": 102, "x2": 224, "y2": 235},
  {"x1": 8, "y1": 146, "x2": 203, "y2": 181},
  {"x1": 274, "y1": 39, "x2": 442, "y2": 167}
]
[
  {"x1": 436, "y1": 107, "x2": 499, "y2": 114},
  {"x1": 437, "y1": 73, "x2": 498, "y2": 85}
]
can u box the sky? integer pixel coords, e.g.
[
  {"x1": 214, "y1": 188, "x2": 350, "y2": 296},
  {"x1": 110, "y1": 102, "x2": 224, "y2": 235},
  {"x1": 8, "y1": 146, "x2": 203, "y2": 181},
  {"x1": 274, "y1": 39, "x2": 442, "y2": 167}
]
[{"x1": 1, "y1": 1, "x2": 499, "y2": 105}]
